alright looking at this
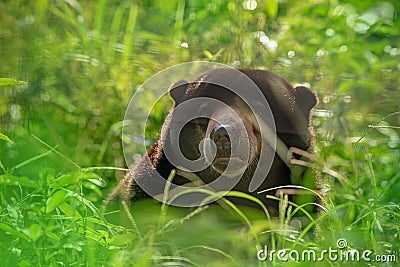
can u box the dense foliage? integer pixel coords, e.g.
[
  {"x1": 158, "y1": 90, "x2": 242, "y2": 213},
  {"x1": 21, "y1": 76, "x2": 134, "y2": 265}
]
[{"x1": 0, "y1": 0, "x2": 399, "y2": 266}]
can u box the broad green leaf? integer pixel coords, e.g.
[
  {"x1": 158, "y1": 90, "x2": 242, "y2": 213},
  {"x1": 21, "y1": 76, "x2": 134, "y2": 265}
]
[
  {"x1": 46, "y1": 190, "x2": 69, "y2": 213},
  {"x1": 0, "y1": 132, "x2": 13, "y2": 144},
  {"x1": 0, "y1": 78, "x2": 27, "y2": 86},
  {"x1": 0, "y1": 174, "x2": 38, "y2": 187}
]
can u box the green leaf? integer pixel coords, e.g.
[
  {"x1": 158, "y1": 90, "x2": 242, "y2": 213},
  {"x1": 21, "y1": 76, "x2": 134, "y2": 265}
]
[
  {"x1": 109, "y1": 232, "x2": 137, "y2": 246},
  {"x1": 51, "y1": 173, "x2": 80, "y2": 188},
  {"x1": 28, "y1": 224, "x2": 43, "y2": 241},
  {"x1": 45, "y1": 231, "x2": 60, "y2": 241},
  {"x1": 58, "y1": 202, "x2": 82, "y2": 219},
  {"x1": 0, "y1": 222, "x2": 30, "y2": 241},
  {"x1": 0, "y1": 174, "x2": 38, "y2": 187},
  {"x1": 203, "y1": 50, "x2": 214, "y2": 60},
  {"x1": 0, "y1": 132, "x2": 13, "y2": 144},
  {"x1": 266, "y1": 0, "x2": 278, "y2": 18},
  {"x1": 46, "y1": 190, "x2": 69, "y2": 214},
  {"x1": 64, "y1": 189, "x2": 107, "y2": 222},
  {"x1": 51, "y1": 171, "x2": 106, "y2": 189},
  {"x1": 0, "y1": 78, "x2": 27, "y2": 87}
]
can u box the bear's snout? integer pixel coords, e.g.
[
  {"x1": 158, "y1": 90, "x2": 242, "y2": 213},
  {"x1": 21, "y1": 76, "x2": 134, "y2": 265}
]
[
  {"x1": 209, "y1": 123, "x2": 250, "y2": 176},
  {"x1": 210, "y1": 124, "x2": 233, "y2": 154},
  {"x1": 210, "y1": 123, "x2": 250, "y2": 160}
]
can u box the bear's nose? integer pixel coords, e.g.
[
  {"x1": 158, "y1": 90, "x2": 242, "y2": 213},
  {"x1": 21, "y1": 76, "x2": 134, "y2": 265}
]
[{"x1": 210, "y1": 124, "x2": 234, "y2": 151}]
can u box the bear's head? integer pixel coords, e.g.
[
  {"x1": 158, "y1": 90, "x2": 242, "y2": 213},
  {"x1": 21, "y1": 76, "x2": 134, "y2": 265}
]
[{"x1": 157, "y1": 69, "x2": 317, "y2": 209}]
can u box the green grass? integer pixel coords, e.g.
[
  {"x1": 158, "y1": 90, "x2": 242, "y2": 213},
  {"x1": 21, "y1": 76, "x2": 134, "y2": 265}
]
[
  {"x1": 0, "y1": 136, "x2": 398, "y2": 266},
  {"x1": 1, "y1": 0, "x2": 399, "y2": 266}
]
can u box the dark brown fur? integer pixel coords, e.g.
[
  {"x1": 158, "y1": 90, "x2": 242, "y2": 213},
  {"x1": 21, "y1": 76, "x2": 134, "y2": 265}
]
[{"x1": 112, "y1": 69, "x2": 319, "y2": 214}]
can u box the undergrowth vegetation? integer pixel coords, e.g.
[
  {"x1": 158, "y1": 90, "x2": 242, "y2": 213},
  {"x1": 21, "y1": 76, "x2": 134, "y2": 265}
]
[{"x1": 0, "y1": 0, "x2": 399, "y2": 266}]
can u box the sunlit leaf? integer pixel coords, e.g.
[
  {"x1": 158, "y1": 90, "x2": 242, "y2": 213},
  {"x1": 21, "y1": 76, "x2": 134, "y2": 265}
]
[
  {"x1": 0, "y1": 132, "x2": 13, "y2": 144},
  {"x1": 46, "y1": 190, "x2": 70, "y2": 214},
  {"x1": 0, "y1": 78, "x2": 27, "y2": 87},
  {"x1": 203, "y1": 50, "x2": 214, "y2": 60},
  {"x1": 266, "y1": 0, "x2": 278, "y2": 18},
  {"x1": 51, "y1": 171, "x2": 106, "y2": 189}
]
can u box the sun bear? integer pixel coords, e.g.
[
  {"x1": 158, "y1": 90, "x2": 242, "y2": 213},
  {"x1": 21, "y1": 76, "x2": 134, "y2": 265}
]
[{"x1": 114, "y1": 69, "x2": 320, "y2": 215}]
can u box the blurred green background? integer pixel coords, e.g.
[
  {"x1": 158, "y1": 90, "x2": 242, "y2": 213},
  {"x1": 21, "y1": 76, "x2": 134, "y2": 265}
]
[{"x1": 0, "y1": 0, "x2": 399, "y2": 266}]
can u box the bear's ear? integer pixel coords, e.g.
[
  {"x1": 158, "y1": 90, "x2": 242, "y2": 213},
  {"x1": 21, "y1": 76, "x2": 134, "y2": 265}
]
[
  {"x1": 168, "y1": 80, "x2": 188, "y2": 106},
  {"x1": 294, "y1": 86, "x2": 318, "y2": 118}
]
